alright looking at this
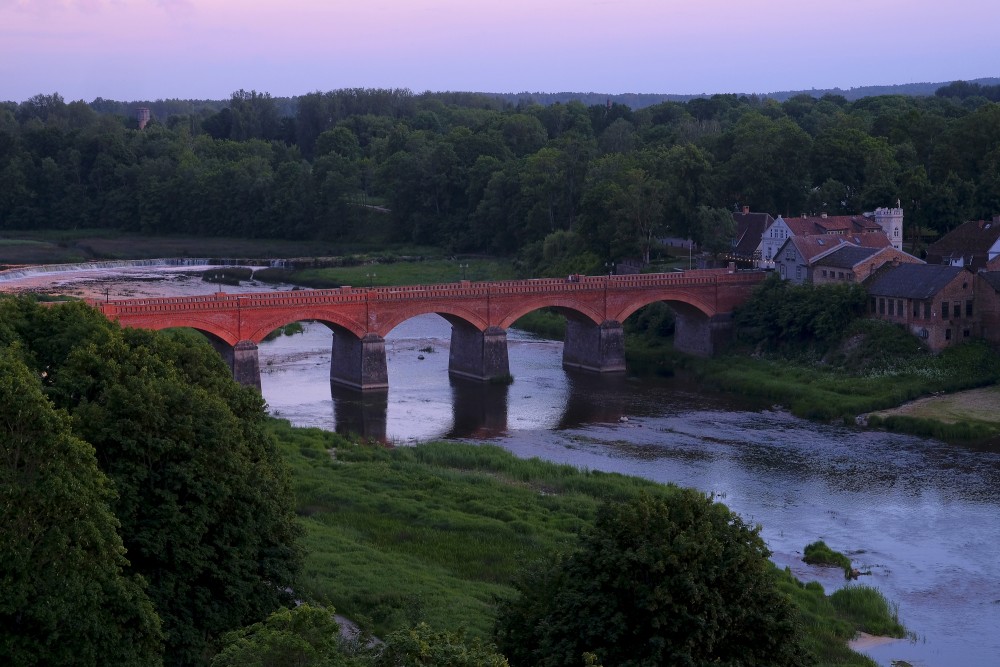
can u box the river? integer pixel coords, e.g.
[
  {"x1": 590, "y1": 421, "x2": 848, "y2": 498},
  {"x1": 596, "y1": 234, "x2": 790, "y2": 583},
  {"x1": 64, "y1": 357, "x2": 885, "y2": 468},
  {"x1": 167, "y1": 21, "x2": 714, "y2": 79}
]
[{"x1": 3, "y1": 262, "x2": 999, "y2": 667}]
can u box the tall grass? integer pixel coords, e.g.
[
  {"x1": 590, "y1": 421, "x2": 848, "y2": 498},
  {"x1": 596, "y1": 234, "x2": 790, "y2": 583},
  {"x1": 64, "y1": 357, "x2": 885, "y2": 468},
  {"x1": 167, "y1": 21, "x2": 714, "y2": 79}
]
[
  {"x1": 268, "y1": 419, "x2": 904, "y2": 665},
  {"x1": 829, "y1": 586, "x2": 907, "y2": 638}
]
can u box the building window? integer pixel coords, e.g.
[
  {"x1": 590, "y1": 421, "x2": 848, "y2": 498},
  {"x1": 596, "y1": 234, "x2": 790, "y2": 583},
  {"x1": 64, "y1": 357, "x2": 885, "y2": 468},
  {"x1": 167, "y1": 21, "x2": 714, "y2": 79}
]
[
  {"x1": 897, "y1": 300, "x2": 904, "y2": 317},
  {"x1": 913, "y1": 302, "x2": 920, "y2": 318},
  {"x1": 954, "y1": 303, "x2": 961, "y2": 318},
  {"x1": 964, "y1": 329, "x2": 971, "y2": 338},
  {"x1": 967, "y1": 300, "x2": 974, "y2": 316},
  {"x1": 946, "y1": 328, "x2": 952, "y2": 340},
  {"x1": 941, "y1": 302, "x2": 948, "y2": 320},
  {"x1": 822, "y1": 270, "x2": 828, "y2": 277},
  {"x1": 879, "y1": 298, "x2": 885, "y2": 315},
  {"x1": 924, "y1": 302, "x2": 931, "y2": 319},
  {"x1": 795, "y1": 266, "x2": 801, "y2": 279}
]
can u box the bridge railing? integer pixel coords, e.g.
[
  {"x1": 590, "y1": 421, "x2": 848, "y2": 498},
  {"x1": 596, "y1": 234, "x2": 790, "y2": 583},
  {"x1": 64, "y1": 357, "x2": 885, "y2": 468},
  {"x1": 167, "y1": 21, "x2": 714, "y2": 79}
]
[{"x1": 102, "y1": 269, "x2": 765, "y2": 313}]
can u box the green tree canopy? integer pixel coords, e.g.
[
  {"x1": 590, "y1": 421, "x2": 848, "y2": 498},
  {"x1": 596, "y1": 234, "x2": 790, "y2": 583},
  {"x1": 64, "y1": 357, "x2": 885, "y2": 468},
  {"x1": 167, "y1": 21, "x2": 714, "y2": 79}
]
[
  {"x1": 0, "y1": 345, "x2": 163, "y2": 667},
  {"x1": 494, "y1": 490, "x2": 808, "y2": 667},
  {"x1": 1, "y1": 299, "x2": 302, "y2": 667}
]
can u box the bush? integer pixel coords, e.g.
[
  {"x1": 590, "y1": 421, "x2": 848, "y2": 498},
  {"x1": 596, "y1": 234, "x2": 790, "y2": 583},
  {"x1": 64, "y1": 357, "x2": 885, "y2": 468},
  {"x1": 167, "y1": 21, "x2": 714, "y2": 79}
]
[
  {"x1": 803, "y1": 541, "x2": 853, "y2": 577},
  {"x1": 494, "y1": 491, "x2": 809, "y2": 667}
]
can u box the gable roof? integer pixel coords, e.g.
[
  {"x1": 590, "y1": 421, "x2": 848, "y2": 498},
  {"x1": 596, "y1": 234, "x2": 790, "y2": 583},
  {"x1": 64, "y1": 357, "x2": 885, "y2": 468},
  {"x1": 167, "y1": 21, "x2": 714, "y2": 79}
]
[
  {"x1": 777, "y1": 233, "x2": 893, "y2": 265},
  {"x1": 926, "y1": 218, "x2": 1000, "y2": 269},
  {"x1": 773, "y1": 213, "x2": 889, "y2": 238},
  {"x1": 979, "y1": 271, "x2": 1000, "y2": 293},
  {"x1": 775, "y1": 216, "x2": 818, "y2": 236},
  {"x1": 812, "y1": 215, "x2": 882, "y2": 234},
  {"x1": 731, "y1": 211, "x2": 772, "y2": 257},
  {"x1": 866, "y1": 264, "x2": 966, "y2": 299},
  {"x1": 814, "y1": 245, "x2": 882, "y2": 269}
]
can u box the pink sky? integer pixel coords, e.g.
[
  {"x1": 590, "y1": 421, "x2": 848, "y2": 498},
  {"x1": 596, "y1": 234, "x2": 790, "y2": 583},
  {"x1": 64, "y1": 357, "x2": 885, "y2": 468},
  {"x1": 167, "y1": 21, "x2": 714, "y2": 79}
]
[{"x1": 1, "y1": 0, "x2": 998, "y2": 102}]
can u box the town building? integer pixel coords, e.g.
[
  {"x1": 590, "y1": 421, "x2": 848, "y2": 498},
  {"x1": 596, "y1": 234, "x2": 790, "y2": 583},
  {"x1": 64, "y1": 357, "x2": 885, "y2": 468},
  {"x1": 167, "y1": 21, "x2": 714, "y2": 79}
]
[
  {"x1": 729, "y1": 207, "x2": 773, "y2": 268},
  {"x1": 925, "y1": 216, "x2": 1000, "y2": 270},
  {"x1": 813, "y1": 245, "x2": 922, "y2": 285},
  {"x1": 976, "y1": 271, "x2": 1000, "y2": 345},
  {"x1": 772, "y1": 233, "x2": 905, "y2": 284},
  {"x1": 759, "y1": 207, "x2": 902, "y2": 269},
  {"x1": 866, "y1": 264, "x2": 975, "y2": 352}
]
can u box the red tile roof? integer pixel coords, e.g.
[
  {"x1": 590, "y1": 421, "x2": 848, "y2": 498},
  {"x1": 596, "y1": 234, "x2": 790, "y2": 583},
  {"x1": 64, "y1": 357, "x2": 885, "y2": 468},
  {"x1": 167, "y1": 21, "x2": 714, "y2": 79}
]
[{"x1": 926, "y1": 217, "x2": 1000, "y2": 270}]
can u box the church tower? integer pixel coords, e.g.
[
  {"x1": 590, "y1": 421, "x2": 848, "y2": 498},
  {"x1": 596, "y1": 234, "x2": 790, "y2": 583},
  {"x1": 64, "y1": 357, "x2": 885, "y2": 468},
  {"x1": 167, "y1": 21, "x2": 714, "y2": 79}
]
[{"x1": 873, "y1": 204, "x2": 904, "y2": 250}]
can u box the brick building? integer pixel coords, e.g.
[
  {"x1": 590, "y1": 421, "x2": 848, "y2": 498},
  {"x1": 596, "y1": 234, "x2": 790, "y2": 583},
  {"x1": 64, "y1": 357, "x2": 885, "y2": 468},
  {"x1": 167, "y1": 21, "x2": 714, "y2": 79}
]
[
  {"x1": 813, "y1": 246, "x2": 923, "y2": 285},
  {"x1": 974, "y1": 271, "x2": 1000, "y2": 345},
  {"x1": 866, "y1": 264, "x2": 975, "y2": 351}
]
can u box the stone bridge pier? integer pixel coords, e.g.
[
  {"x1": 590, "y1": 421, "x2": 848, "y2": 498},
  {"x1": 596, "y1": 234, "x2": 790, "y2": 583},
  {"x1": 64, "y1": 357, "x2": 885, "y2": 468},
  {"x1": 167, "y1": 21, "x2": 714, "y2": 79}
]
[
  {"x1": 331, "y1": 332, "x2": 389, "y2": 391},
  {"x1": 208, "y1": 338, "x2": 262, "y2": 392},
  {"x1": 562, "y1": 319, "x2": 626, "y2": 373},
  {"x1": 672, "y1": 309, "x2": 734, "y2": 357},
  {"x1": 448, "y1": 323, "x2": 510, "y2": 382}
]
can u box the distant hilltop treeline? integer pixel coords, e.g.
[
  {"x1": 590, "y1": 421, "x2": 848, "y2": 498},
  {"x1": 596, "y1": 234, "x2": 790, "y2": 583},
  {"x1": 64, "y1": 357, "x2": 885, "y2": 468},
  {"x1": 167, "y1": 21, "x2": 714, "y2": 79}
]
[{"x1": 53, "y1": 76, "x2": 1000, "y2": 120}]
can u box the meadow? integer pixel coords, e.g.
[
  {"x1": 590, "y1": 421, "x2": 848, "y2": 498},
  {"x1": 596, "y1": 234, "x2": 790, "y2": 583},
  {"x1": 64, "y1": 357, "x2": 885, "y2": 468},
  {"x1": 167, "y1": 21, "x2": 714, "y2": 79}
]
[{"x1": 269, "y1": 419, "x2": 906, "y2": 667}]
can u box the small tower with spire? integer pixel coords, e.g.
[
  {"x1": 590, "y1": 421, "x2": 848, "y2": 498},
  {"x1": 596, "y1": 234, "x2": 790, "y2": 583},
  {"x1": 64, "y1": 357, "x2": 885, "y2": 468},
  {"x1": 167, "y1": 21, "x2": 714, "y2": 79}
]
[{"x1": 136, "y1": 107, "x2": 151, "y2": 130}]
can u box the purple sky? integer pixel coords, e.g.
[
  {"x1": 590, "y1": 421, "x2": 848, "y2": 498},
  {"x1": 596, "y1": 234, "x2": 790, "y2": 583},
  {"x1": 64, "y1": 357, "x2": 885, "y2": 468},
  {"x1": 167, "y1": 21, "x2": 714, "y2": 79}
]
[{"x1": 2, "y1": 0, "x2": 998, "y2": 102}]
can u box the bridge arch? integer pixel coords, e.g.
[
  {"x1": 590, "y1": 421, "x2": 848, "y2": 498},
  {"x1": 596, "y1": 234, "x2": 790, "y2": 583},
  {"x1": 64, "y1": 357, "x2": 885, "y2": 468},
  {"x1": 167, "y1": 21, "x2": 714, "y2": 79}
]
[
  {"x1": 497, "y1": 297, "x2": 604, "y2": 330},
  {"x1": 123, "y1": 316, "x2": 241, "y2": 346},
  {"x1": 243, "y1": 308, "x2": 367, "y2": 343},
  {"x1": 374, "y1": 304, "x2": 487, "y2": 337},
  {"x1": 611, "y1": 291, "x2": 717, "y2": 324}
]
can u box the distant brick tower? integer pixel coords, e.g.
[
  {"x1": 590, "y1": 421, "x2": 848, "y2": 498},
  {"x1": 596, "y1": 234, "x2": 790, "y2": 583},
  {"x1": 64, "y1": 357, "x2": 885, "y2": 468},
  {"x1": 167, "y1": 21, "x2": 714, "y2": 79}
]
[
  {"x1": 136, "y1": 107, "x2": 151, "y2": 130},
  {"x1": 873, "y1": 204, "x2": 904, "y2": 250}
]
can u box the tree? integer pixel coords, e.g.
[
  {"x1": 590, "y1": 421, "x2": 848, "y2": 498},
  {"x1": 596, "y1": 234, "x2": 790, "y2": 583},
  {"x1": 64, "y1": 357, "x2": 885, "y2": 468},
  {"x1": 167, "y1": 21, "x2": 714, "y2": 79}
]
[
  {"x1": 724, "y1": 113, "x2": 812, "y2": 216},
  {"x1": 3, "y1": 300, "x2": 303, "y2": 667},
  {"x1": 212, "y1": 605, "x2": 356, "y2": 667},
  {"x1": 377, "y1": 623, "x2": 508, "y2": 667},
  {"x1": 494, "y1": 491, "x2": 808, "y2": 667},
  {"x1": 690, "y1": 205, "x2": 737, "y2": 257},
  {"x1": 0, "y1": 345, "x2": 163, "y2": 667},
  {"x1": 613, "y1": 168, "x2": 666, "y2": 264}
]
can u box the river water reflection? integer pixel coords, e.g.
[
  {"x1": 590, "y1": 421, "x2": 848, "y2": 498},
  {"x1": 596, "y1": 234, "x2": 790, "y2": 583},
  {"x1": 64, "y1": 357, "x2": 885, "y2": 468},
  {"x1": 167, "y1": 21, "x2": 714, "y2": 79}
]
[{"x1": 4, "y1": 265, "x2": 999, "y2": 667}]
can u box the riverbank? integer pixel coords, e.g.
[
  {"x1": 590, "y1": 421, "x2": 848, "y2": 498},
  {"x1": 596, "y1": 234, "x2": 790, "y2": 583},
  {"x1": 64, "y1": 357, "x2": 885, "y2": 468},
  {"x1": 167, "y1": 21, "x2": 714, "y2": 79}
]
[
  {"x1": 686, "y1": 338, "x2": 1000, "y2": 444},
  {"x1": 270, "y1": 419, "x2": 901, "y2": 667}
]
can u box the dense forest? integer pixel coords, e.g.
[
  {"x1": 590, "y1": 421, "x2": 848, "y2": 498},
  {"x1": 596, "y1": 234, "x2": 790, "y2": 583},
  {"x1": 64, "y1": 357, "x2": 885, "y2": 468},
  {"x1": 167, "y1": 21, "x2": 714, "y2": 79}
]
[{"x1": 2, "y1": 83, "x2": 1000, "y2": 273}]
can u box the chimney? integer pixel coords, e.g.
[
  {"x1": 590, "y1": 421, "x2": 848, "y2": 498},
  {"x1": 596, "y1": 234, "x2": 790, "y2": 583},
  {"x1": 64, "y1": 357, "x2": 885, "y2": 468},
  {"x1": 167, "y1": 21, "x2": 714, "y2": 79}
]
[
  {"x1": 742, "y1": 205, "x2": 750, "y2": 214},
  {"x1": 979, "y1": 219, "x2": 986, "y2": 229}
]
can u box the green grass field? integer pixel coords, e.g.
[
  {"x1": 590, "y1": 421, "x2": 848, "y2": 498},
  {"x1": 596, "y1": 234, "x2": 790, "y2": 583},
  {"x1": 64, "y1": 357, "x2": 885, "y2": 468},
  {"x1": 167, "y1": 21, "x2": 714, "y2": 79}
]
[
  {"x1": 287, "y1": 258, "x2": 517, "y2": 289},
  {"x1": 270, "y1": 419, "x2": 904, "y2": 666}
]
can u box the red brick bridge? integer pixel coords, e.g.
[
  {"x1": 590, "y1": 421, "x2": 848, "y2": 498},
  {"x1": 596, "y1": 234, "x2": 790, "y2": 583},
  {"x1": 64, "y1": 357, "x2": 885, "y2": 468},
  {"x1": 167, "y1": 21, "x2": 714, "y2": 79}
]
[{"x1": 97, "y1": 268, "x2": 764, "y2": 391}]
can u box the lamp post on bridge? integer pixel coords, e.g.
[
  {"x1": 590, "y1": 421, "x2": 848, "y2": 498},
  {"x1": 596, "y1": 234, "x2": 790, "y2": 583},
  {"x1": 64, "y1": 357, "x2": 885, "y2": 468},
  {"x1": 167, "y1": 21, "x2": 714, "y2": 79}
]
[
  {"x1": 605, "y1": 261, "x2": 615, "y2": 276},
  {"x1": 459, "y1": 263, "x2": 469, "y2": 281},
  {"x1": 366, "y1": 272, "x2": 376, "y2": 288}
]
